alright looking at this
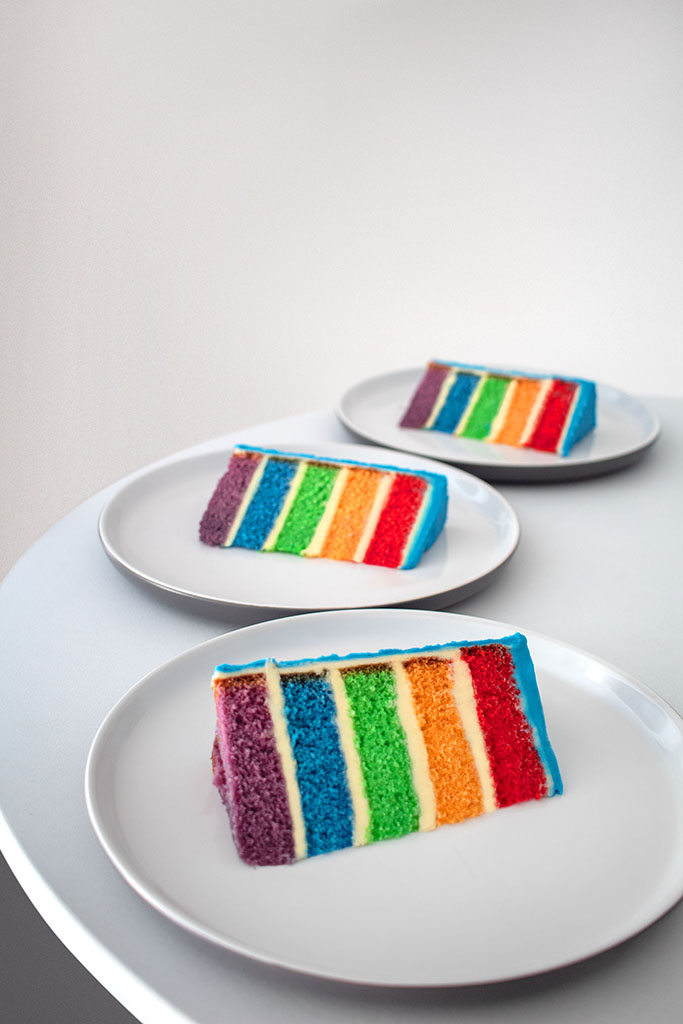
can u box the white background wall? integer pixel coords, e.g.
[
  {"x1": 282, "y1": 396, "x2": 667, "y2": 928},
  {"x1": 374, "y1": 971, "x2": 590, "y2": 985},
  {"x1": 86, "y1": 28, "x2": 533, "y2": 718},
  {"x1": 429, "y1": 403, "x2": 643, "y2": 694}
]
[{"x1": 3, "y1": 0, "x2": 683, "y2": 577}]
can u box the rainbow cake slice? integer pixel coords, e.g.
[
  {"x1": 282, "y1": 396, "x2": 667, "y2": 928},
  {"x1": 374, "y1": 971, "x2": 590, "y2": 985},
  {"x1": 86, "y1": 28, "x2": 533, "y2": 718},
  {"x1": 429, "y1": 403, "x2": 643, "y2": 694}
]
[
  {"x1": 199, "y1": 445, "x2": 448, "y2": 569},
  {"x1": 400, "y1": 360, "x2": 596, "y2": 456},
  {"x1": 210, "y1": 633, "x2": 562, "y2": 866}
]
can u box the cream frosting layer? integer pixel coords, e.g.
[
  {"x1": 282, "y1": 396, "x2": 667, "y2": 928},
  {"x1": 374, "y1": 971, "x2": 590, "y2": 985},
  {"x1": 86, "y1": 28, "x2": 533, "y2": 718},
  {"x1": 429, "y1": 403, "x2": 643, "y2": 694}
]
[
  {"x1": 391, "y1": 657, "x2": 437, "y2": 832},
  {"x1": 222, "y1": 451, "x2": 429, "y2": 569},
  {"x1": 449, "y1": 650, "x2": 497, "y2": 813},
  {"x1": 328, "y1": 666, "x2": 371, "y2": 846},
  {"x1": 455, "y1": 373, "x2": 488, "y2": 436},
  {"x1": 223, "y1": 455, "x2": 269, "y2": 547},
  {"x1": 264, "y1": 659, "x2": 308, "y2": 859},
  {"x1": 262, "y1": 460, "x2": 307, "y2": 551},
  {"x1": 518, "y1": 378, "x2": 553, "y2": 447},
  {"x1": 424, "y1": 368, "x2": 457, "y2": 429},
  {"x1": 303, "y1": 466, "x2": 350, "y2": 558},
  {"x1": 352, "y1": 471, "x2": 395, "y2": 563}
]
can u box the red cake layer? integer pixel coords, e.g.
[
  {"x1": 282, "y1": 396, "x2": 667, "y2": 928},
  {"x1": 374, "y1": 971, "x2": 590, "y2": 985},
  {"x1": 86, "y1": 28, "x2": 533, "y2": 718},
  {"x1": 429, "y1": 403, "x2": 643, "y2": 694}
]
[
  {"x1": 461, "y1": 644, "x2": 547, "y2": 807},
  {"x1": 363, "y1": 474, "x2": 427, "y2": 569},
  {"x1": 526, "y1": 379, "x2": 577, "y2": 453}
]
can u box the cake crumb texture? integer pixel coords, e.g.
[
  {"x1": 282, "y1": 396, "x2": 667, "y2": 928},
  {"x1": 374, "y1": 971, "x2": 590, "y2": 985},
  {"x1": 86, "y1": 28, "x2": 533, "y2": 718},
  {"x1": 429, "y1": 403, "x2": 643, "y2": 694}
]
[{"x1": 210, "y1": 635, "x2": 562, "y2": 866}]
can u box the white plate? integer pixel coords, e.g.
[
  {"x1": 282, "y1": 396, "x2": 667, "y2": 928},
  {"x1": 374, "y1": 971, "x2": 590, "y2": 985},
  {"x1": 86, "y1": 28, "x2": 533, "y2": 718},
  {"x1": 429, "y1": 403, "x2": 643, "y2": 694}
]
[
  {"x1": 98, "y1": 441, "x2": 519, "y2": 613},
  {"x1": 337, "y1": 368, "x2": 661, "y2": 481},
  {"x1": 85, "y1": 608, "x2": 683, "y2": 987}
]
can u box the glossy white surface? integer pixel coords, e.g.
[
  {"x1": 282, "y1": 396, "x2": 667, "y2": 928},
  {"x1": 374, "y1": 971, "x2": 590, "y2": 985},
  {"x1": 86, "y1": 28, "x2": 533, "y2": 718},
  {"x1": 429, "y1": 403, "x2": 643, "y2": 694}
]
[
  {"x1": 1, "y1": 402, "x2": 682, "y2": 1024},
  {"x1": 98, "y1": 442, "x2": 519, "y2": 612},
  {"x1": 338, "y1": 369, "x2": 660, "y2": 480},
  {"x1": 86, "y1": 608, "x2": 683, "y2": 986}
]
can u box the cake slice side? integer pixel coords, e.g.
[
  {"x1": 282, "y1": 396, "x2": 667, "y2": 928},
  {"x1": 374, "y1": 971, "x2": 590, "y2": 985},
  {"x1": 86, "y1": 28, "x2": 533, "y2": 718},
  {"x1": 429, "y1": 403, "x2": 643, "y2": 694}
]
[
  {"x1": 199, "y1": 445, "x2": 448, "y2": 569},
  {"x1": 400, "y1": 360, "x2": 597, "y2": 456},
  {"x1": 211, "y1": 635, "x2": 562, "y2": 867}
]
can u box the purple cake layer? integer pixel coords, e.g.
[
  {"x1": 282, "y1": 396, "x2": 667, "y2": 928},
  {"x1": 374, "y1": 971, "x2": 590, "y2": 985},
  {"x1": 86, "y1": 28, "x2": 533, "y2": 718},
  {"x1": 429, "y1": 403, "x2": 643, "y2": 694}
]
[
  {"x1": 213, "y1": 675, "x2": 295, "y2": 866},
  {"x1": 399, "y1": 363, "x2": 449, "y2": 428},
  {"x1": 199, "y1": 452, "x2": 260, "y2": 546}
]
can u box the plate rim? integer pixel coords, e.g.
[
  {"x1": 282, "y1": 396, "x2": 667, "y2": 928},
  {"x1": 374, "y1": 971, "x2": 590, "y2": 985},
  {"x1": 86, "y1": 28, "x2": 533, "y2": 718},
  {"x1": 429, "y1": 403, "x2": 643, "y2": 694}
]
[
  {"x1": 84, "y1": 607, "x2": 683, "y2": 988},
  {"x1": 336, "y1": 366, "x2": 661, "y2": 481},
  {"x1": 97, "y1": 440, "x2": 520, "y2": 613}
]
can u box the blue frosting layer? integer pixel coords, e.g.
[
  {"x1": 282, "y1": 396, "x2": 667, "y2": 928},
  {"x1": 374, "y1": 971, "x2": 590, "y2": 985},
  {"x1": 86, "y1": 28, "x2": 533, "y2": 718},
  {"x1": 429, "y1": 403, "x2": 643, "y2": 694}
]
[
  {"x1": 281, "y1": 673, "x2": 354, "y2": 855},
  {"x1": 559, "y1": 381, "x2": 597, "y2": 455},
  {"x1": 402, "y1": 472, "x2": 448, "y2": 569},
  {"x1": 234, "y1": 444, "x2": 447, "y2": 489},
  {"x1": 429, "y1": 359, "x2": 595, "y2": 388},
  {"x1": 506, "y1": 634, "x2": 563, "y2": 795},
  {"x1": 219, "y1": 633, "x2": 518, "y2": 673}
]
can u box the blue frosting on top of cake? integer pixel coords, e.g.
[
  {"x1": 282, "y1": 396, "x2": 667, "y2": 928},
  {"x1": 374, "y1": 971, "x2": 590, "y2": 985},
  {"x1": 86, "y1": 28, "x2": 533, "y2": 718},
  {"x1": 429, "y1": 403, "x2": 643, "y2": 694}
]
[
  {"x1": 281, "y1": 672, "x2": 354, "y2": 855},
  {"x1": 234, "y1": 444, "x2": 448, "y2": 489},
  {"x1": 215, "y1": 633, "x2": 563, "y2": 798},
  {"x1": 429, "y1": 359, "x2": 595, "y2": 388},
  {"x1": 218, "y1": 633, "x2": 515, "y2": 673}
]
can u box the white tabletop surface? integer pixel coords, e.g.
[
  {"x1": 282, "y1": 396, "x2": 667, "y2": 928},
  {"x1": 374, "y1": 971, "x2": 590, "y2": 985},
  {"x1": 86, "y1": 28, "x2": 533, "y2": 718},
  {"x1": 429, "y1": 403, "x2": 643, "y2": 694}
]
[{"x1": 0, "y1": 400, "x2": 681, "y2": 1024}]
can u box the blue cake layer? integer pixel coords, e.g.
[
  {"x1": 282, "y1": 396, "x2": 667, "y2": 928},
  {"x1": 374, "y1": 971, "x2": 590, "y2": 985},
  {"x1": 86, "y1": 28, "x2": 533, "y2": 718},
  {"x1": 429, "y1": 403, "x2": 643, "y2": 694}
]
[{"x1": 281, "y1": 673, "x2": 354, "y2": 856}]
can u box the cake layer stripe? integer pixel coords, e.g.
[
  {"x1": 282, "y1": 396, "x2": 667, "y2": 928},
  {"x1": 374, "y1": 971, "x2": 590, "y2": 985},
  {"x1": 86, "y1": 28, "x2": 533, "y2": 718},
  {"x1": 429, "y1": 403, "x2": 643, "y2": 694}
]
[
  {"x1": 327, "y1": 667, "x2": 371, "y2": 845},
  {"x1": 399, "y1": 361, "x2": 597, "y2": 457},
  {"x1": 459, "y1": 376, "x2": 510, "y2": 440},
  {"x1": 223, "y1": 456, "x2": 269, "y2": 547},
  {"x1": 304, "y1": 467, "x2": 350, "y2": 557},
  {"x1": 492, "y1": 377, "x2": 542, "y2": 446},
  {"x1": 450, "y1": 651, "x2": 497, "y2": 813},
  {"x1": 201, "y1": 445, "x2": 448, "y2": 569},
  {"x1": 281, "y1": 673, "x2": 354, "y2": 856},
  {"x1": 424, "y1": 369, "x2": 456, "y2": 428},
  {"x1": 199, "y1": 452, "x2": 261, "y2": 546},
  {"x1": 391, "y1": 659, "x2": 437, "y2": 832},
  {"x1": 272, "y1": 463, "x2": 339, "y2": 554},
  {"x1": 404, "y1": 655, "x2": 484, "y2": 824},
  {"x1": 363, "y1": 473, "x2": 427, "y2": 569},
  {"x1": 213, "y1": 675, "x2": 295, "y2": 866},
  {"x1": 353, "y1": 473, "x2": 395, "y2": 563},
  {"x1": 264, "y1": 661, "x2": 307, "y2": 859},
  {"x1": 212, "y1": 635, "x2": 562, "y2": 865},
  {"x1": 342, "y1": 664, "x2": 420, "y2": 842},
  {"x1": 432, "y1": 371, "x2": 479, "y2": 433},
  {"x1": 233, "y1": 457, "x2": 298, "y2": 550},
  {"x1": 399, "y1": 363, "x2": 450, "y2": 428},
  {"x1": 526, "y1": 378, "x2": 578, "y2": 453},
  {"x1": 461, "y1": 644, "x2": 547, "y2": 807},
  {"x1": 262, "y1": 461, "x2": 307, "y2": 551},
  {"x1": 320, "y1": 467, "x2": 381, "y2": 562}
]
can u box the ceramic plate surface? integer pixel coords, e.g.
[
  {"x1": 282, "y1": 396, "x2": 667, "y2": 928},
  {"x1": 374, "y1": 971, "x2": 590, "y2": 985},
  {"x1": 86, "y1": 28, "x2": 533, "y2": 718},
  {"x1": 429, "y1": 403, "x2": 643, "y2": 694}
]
[
  {"x1": 85, "y1": 608, "x2": 683, "y2": 987},
  {"x1": 337, "y1": 368, "x2": 660, "y2": 481},
  {"x1": 98, "y1": 442, "x2": 518, "y2": 613}
]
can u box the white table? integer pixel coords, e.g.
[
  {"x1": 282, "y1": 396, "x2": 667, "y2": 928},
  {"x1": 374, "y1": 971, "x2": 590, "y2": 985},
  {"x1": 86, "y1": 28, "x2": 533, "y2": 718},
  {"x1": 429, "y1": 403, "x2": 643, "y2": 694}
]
[{"x1": 1, "y1": 401, "x2": 681, "y2": 1024}]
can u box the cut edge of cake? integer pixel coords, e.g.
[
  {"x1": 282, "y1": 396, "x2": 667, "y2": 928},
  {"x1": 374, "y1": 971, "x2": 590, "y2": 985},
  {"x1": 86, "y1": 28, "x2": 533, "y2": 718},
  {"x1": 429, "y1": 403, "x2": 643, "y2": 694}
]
[
  {"x1": 211, "y1": 633, "x2": 562, "y2": 867},
  {"x1": 400, "y1": 359, "x2": 597, "y2": 456},
  {"x1": 199, "y1": 444, "x2": 449, "y2": 570}
]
